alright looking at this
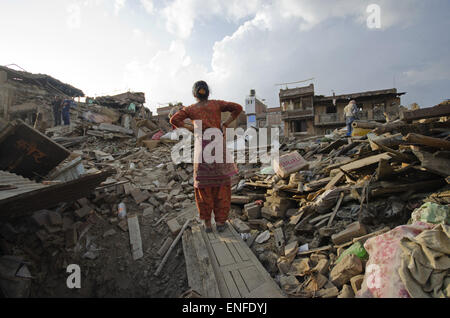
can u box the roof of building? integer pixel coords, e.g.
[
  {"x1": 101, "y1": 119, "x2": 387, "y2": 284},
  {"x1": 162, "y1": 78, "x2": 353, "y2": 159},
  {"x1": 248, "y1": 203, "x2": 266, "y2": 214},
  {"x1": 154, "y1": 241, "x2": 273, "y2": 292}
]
[
  {"x1": 315, "y1": 88, "x2": 405, "y2": 102},
  {"x1": 156, "y1": 105, "x2": 172, "y2": 114},
  {"x1": 279, "y1": 84, "x2": 314, "y2": 99},
  {"x1": 267, "y1": 107, "x2": 281, "y2": 113},
  {"x1": 0, "y1": 65, "x2": 84, "y2": 97}
]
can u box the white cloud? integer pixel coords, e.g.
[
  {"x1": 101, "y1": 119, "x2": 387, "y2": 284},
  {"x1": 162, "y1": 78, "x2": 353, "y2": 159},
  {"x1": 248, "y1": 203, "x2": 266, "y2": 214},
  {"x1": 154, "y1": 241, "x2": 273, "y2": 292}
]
[
  {"x1": 114, "y1": 0, "x2": 126, "y2": 15},
  {"x1": 140, "y1": 0, "x2": 154, "y2": 15},
  {"x1": 162, "y1": 0, "x2": 197, "y2": 39},
  {"x1": 122, "y1": 0, "x2": 432, "y2": 110},
  {"x1": 160, "y1": 0, "x2": 425, "y2": 39},
  {"x1": 123, "y1": 41, "x2": 210, "y2": 107},
  {"x1": 67, "y1": 3, "x2": 81, "y2": 29},
  {"x1": 132, "y1": 28, "x2": 143, "y2": 38},
  {"x1": 161, "y1": 0, "x2": 264, "y2": 39}
]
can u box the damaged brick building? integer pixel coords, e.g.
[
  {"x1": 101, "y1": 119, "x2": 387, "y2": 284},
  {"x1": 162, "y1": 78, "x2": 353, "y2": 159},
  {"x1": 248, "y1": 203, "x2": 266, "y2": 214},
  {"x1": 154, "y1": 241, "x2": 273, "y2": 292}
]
[
  {"x1": 280, "y1": 84, "x2": 405, "y2": 137},
  {"x1": 0, "y1": 65, "x2": 84, "y2": 128}
]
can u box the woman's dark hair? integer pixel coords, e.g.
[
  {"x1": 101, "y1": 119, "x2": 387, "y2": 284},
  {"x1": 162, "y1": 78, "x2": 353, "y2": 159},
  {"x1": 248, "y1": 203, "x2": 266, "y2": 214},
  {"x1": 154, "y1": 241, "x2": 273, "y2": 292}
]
[{"x1": 192, "y1": 80, "x2": 209, "y2": 101}]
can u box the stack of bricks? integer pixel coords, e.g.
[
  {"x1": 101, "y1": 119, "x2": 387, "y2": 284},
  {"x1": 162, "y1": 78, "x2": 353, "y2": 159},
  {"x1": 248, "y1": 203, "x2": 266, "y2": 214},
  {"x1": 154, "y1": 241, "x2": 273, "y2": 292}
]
[
  {"x1": 261, "y1": 189, "x2": 296, "y2": 219},
  {"x1": 244, "y1": 202, "x2": 261, "y2": 220}
]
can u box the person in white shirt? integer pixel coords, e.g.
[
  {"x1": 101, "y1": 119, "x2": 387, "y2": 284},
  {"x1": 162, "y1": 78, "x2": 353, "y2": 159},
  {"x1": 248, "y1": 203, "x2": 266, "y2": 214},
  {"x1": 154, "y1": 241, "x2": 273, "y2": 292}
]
[{"x1": 344, "y1": 100, "x2": 358, "y2": 136}]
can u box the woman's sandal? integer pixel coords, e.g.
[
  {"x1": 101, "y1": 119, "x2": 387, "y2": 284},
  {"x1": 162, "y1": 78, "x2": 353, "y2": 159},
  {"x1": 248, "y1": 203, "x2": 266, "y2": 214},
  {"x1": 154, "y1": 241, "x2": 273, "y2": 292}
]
[
  {"x1": 204, "y1": 222, "x2": 213, "y2": 233},
  {"x1": 205, "y1": 226, "x2": 212, "y2": 233},
  {"x1": 216, "y1": 224, "x2": 226, "y2": 232}
]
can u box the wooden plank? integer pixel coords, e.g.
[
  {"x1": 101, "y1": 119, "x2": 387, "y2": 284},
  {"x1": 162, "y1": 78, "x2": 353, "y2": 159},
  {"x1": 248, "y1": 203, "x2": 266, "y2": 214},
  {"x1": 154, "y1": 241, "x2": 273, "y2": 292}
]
[
  {"x1": 324, "y1": 172, "x2": 344, "y2": 190},
  {"x1": 340, "y1": 152, "x2": 392, "y2": 171},
  {"x1": 324, "y1": 153, "x2": 392, "y2": 191},
  {"x1": 182, "y1": 229, "x2": 204, "y2": 295},
  {"x1": 154, "y1": 219, "x2": 190, "y2": 276},
  {"x1": 371, "y1": 179, "x2": 445, "y2": 197},
  {"x1": 309, "y1": 212, "x2": 333, "y2": 224},
  {"x1": 127, "y1": 215, "x2": 143, "y2": 260},
  {"x1": 239, "y1": 265, "x2": 265, "y2": 292},
  {"x1": 224, "y1": 240, "x2": 243, "y2": 263},
  {"x1": 405, "y1": 133, "x2": 450, "y2": 151},
  {"x1": 157, "y1": 237, "x2": 173, "y2": 257},
  {"x1": 191, "y1": 226, "x2": 221, "y2": 297},
  {"x1": 297, "y1": 245, "x2": 332, "y2": 256},
  {"x1": 370, "y1": 140, "x2": 415, "y2": 162},
  {"x1": 211, "y1": 241, "x2": 236, "y2": 266},
  {"x1": 223, "y1": 271, "x2": 242, "y2": 298},
  {"x1": 200, "y1": 227, "x2": 231, "y2": 298},
  {"x1": 231, "y1": 195, "x2": 251, "y2": 204},
  {"x1": 188, "y1": 213, "x2": 285, "y2": 298},
  {"x1": 328, "y1": 192, "x2": 345, "y2": 226},
  {"x1": 315, "y1": 217, "x2": 330, "y2": 227},
  {"x1": 225, "y1": 224, "x2": 284, "y2": 298},
  {"x1": 207, "y1": 229, "x2": 217, "y2": 240},
  {"x1": 231, "y1": 270, "x2": 249, "y2": 297},
  {"x1": 220, "y1": 261, "x2": 255, "y2": 273},
  {"x1": 231, "y1": 241, "x2": 250, "y2": 262}
]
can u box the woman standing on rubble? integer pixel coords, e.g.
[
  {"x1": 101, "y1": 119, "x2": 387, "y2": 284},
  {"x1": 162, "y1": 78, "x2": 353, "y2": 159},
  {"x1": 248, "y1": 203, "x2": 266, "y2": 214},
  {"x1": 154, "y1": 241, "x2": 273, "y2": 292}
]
[{"x1": 170, "y1": 81, "x2": 243, "y2": 233}]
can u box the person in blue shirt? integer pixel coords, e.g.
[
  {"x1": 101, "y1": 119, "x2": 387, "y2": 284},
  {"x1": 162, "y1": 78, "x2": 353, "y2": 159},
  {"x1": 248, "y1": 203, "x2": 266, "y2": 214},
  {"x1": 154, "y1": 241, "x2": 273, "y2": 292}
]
[{"x1": 61, "y1": 98, "x2": 76, "y2": 125}]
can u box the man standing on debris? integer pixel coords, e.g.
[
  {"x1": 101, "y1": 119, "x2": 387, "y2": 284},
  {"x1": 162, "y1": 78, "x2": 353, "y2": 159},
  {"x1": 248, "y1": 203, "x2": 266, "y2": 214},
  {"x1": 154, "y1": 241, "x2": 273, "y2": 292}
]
[
  {"x1": 52, "y1": 96, "x2": 62, "y2": 126},
  {"x1": 170, "y1": 81, "x2": 243, "y2": 233},
  {"x1": 61, "y1": 98, "x2": 74, "y2": 125},
  {"x1": 344, "y1": 100, "x2": 358, "y2": 136}
]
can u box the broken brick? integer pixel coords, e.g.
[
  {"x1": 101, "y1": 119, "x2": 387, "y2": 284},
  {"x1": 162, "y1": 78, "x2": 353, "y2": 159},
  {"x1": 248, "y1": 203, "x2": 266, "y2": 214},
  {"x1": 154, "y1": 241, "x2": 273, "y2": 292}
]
[{"x1": 329, "y1": 254, "x2": 363, "y2": 287}]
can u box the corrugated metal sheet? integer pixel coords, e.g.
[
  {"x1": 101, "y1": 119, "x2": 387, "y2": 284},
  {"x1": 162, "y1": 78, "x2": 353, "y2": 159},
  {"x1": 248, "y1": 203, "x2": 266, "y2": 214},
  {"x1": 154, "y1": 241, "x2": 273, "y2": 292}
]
[
  {"x1": 0, "y1": 170, "x2": 47, "y2": 201},
  {"x1": 0, "y1": 170, "x2": 113, "y2": 220}
]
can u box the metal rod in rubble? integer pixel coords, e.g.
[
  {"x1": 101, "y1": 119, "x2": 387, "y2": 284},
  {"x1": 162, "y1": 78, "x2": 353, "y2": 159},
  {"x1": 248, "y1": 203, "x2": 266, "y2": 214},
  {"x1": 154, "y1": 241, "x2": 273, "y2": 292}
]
[{"x1": 154, "y1": 219, "x2": 191, "y2": 277}]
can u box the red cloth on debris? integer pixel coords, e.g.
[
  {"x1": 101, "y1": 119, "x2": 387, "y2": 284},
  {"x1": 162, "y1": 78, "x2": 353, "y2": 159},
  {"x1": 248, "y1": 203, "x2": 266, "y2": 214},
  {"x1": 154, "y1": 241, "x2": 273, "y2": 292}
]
[{"x1": 151, "y1": 130, "x2": 164, "y2": 140}]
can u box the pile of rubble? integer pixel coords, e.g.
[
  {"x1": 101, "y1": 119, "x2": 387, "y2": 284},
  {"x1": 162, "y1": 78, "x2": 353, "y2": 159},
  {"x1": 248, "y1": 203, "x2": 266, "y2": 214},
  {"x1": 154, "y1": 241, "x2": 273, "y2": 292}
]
[
  {"x1": 1, "y1": 96, "x2": 449, "y2": 298},
  {"x1": 227, "y1": 101, "x2": 450, "y2": 298},
  {"x1": 0, "y1": 96, "x2": 195, "y2": 297}
]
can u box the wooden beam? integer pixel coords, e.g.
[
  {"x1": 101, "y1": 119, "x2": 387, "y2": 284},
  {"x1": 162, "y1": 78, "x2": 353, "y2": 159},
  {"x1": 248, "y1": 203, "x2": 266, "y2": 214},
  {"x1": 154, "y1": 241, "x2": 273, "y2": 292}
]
[
  {"x1": 340, "y1": 152, "x2": 392, "y2": 171},
  {"x1": 328, "y1": 192, "x2": 344, "y2": 226},
  {"x1": 401, "y1": 103, "x2": 450, "y2": 121},
  {"x1": 324, "y1": 172, "x2": 344, "y2": 191},
  {"x1": 182, "y1": 225, "x2": 220, "y2": 297},
  {"x1": 411, "y1": 148, "x2": 450, "y2": 177},
  {"x1": 155, "y1": 219, "x2": 190, "y2": 276},
  {"x1": 127, "y1": 215, "x2": 143, "y2": 260},
  {"x1": 352, "y1": 121, "x2": 382, "y2": 129},
  {"x1": 371, "y1": 179, "x2": 445, "y2": 197},
  {"x1": 404, "y1": 133, "x2": 450, "y2": 151},
  {"x1": 370, "y1": 140, "x2": 415, "y2": 163}
]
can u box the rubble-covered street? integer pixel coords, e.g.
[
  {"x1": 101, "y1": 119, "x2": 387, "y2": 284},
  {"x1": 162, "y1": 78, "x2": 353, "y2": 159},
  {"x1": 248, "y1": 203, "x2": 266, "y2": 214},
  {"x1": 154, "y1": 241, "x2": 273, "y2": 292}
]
[{"x1": 1, "y1": 76, "x2": 449, "y2": 298}]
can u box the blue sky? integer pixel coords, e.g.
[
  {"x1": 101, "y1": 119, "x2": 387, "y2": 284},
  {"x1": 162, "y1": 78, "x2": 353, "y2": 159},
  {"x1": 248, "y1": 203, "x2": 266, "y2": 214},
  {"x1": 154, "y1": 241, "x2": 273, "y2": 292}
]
[{"x1": 0, "y1": 0, "x2": 449, "y2": 112}]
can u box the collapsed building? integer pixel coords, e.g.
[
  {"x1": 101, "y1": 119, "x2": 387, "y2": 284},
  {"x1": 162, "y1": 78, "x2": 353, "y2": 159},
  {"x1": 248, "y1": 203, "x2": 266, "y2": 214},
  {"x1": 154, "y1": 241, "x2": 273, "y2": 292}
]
[
  {"x1": 280, "y1": 84, "x2": 405, "y2": 136},
  {"x1": 0, "y1": 65, "x2": 84, "y2": 128}
]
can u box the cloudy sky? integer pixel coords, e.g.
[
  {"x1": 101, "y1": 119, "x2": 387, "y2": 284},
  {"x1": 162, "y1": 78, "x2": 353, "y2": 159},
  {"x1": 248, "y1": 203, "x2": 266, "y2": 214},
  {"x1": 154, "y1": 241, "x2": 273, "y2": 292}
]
[{"x1": 0, "y1": 0, "x2": 449, "y2": 112}]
